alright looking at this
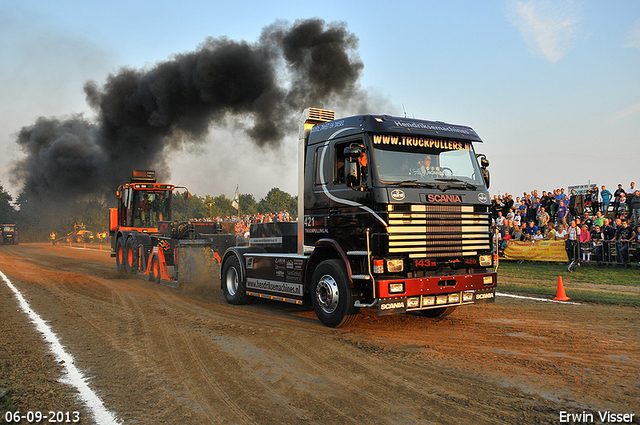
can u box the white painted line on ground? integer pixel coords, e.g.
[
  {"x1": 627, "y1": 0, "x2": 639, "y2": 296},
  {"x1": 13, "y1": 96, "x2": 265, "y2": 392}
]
[
  {"x1": 1, "y1": 270, "x2": 120, "y2": 425},
  {"x1": 497, "y1": 292, "x2": 582, "y2": 305}
]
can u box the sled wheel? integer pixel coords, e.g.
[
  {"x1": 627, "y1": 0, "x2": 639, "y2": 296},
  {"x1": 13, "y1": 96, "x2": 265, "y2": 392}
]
[
  {"x1": 125, "y1": 237, "x2": 139, "y2": 274},
  {"x1": 115, "y1": 237, "x2": 127, "y2": 274},
  {"x1": 151, "y1": 254, "x2": 161, "y2": 284}
]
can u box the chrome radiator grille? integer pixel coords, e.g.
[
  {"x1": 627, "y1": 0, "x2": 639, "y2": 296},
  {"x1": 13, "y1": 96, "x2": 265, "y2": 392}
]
[{"x1": 386, "y1": 204, "x2": 491, "y2": 259}]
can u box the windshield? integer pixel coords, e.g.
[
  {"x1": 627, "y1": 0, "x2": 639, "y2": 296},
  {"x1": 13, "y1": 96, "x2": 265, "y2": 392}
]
[
  {"x1": 129, "y1": 190, "x2": 172, "y2": 227},
  {"x1": 371, "y1": 139, "x2": 484, "y2": 186}
]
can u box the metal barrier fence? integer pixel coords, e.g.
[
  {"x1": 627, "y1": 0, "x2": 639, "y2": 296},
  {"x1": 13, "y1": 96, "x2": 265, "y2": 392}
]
[{"x1": 581, "y1": 240, "x2": 639, "y2": 266}]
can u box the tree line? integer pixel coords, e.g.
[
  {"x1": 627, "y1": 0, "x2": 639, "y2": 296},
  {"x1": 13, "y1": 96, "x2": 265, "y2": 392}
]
[{"x1": 0, "y1": 183, "x2": 297, "y2": 242}]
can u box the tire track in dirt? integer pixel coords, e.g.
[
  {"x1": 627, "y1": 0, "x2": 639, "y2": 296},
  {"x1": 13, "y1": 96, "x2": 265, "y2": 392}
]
[
  {"x1": 3, "y1": 244, "x2": 638, "y2": 424},
  {"x1": 153, "y1": 291, "x2": 379, "y2": 423},
  {"x1": 150, "y1": 293, "x2": 256, "y2": 424},
  {"x1": 154, "y1": 290, "x2": 510, "y2": 424},
  {"x1": 273, "y1": 327, "x2": 522, "y2": 424},
  {"x1": 153, "y1": 289, "x2": 329, "y2": 423}
]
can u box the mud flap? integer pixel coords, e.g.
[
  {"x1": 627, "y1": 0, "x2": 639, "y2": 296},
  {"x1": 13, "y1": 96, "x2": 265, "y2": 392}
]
[
  {"x1": 473, "y1": 288, "x2": 496, "y2": 303},
  {"x1": 378, "y1": 297, "x2": 408, "y2": 315}
]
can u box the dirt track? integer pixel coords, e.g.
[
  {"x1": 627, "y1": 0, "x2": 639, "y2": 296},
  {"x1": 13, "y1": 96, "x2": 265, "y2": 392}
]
[{"x1": 1, "y1": 243, "x2": 638, "y2": 424}]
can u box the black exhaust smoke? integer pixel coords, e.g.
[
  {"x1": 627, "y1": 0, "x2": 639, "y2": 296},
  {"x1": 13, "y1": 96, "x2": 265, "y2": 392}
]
[{"x1": 11, "y1": 18, "x2": 368, "y2": 205}]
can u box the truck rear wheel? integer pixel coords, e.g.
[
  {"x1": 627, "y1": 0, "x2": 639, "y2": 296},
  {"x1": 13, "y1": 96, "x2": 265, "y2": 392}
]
[
  {"x1": 222, "y1": 255, "x2": 251, "y2": 305},
  {"x1": 419, "y1": 306, "x2": 457, "y2": 318},
  {"x1": 310, "y1": 259, "x2": 359, "y2": 328},
  {"x1": 115, "y1": 237, "x2": 126, "y2": 274}
]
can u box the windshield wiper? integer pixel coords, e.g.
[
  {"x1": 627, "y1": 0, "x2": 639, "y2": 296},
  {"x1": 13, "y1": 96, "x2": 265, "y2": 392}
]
[
  {"x1": 394, "y1": 180, "x2": 436, "y2": 188},
  {"x1": 434, "y1": 178, "x2": 478, "y2": 190}
]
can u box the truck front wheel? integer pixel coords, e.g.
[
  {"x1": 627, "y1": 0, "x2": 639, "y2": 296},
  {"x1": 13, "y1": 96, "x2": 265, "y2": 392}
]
[
  {"x1": 222, "y1": 255, "x2": 251, "y2": 305},
  {"x1": 311, "y1": 259, "x2": 359, "y2": 328}
]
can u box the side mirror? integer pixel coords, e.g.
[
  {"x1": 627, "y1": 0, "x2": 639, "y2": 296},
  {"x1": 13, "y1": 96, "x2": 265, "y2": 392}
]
[
  {"x1": 476, "y1": 154, "x2": 490, "y2": 188},
  {"x1": 344, "y1": 145, "x2": 361, "y2": 159},
  {"x1": 481, "y1": 169, "x2": 490, "y2": 189},
  {"x1": 344, "y1": 145, "x2": 362, "y2": 188},
  {"x1": 345, "y1": 161, "x2": 359, "y2": 187}
]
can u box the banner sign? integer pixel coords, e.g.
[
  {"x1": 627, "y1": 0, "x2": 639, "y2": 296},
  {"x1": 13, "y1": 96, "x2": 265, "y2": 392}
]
[
  {"x1": 503, "y1": 240, "x2": 569, "y2": 262},
  {"x1": 568, "y1": 183, "x2": 596, "y2": 195}
]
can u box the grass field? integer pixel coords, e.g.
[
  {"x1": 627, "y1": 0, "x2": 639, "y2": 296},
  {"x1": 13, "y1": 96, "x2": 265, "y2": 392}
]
[{"x1": 496, "y1": 260, "x2": 640, "y2": 307}]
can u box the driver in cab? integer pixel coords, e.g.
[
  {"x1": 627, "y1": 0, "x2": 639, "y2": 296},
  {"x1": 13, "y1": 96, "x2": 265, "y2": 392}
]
[
  {"x1": 417, "y1": 154, "x2": 438, "y2": 176},
  {"x1": 358, "y1": 151, "x2": 368, "y2": 180}
]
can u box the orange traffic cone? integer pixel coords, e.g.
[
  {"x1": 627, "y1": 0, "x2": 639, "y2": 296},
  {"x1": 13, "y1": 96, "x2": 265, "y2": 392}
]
[
  {"x1": 83, "y1": 242, "x2": 87, "y2": 249},
  {"x1": 553, "y1": 276, "x2": 570, "y2": 301}
]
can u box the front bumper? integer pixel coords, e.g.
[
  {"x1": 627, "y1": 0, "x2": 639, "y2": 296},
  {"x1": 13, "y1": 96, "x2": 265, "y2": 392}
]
[{"x1": 375, "y1": 272, "x2": 496, "y2": 315}]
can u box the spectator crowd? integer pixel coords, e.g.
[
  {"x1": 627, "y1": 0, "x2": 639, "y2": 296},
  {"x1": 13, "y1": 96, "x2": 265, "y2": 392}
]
[
  {"x1": 492, "y1": 182, "x2": 640, "y2": 268},
  {"x1": 192, "y1": 211, "x2": 293, "y2": 238}
]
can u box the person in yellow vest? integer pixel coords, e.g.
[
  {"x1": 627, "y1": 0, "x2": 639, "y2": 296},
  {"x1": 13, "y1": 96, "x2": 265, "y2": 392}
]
[{"x1": 50, "y1": 231, "x2": 56, "y2": 245}]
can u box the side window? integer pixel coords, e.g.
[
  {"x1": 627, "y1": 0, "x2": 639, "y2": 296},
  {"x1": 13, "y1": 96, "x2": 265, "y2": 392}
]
[
  {"x1": 314, "y1": 147, "x2": 323, "y2": 186},
  {"x1": 334, "y1": 142, "x2": 349, "y2": 185},
  {"x1": 334, "y1": 140, "x2": 366, "y2": 185}
]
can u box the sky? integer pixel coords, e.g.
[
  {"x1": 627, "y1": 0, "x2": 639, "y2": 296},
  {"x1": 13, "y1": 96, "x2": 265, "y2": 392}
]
[{"x1": 1, "y1": 0, "x2": 639, "y2": 204}]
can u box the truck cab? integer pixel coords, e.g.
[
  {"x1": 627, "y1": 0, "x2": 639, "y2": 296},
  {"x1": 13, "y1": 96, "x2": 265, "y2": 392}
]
[{"x1": 221, "y1": 108, "x2": 496, "y2": 327}]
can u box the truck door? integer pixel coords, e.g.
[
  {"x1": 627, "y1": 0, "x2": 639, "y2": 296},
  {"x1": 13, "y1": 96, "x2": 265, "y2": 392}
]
[{"x1": 327, "y1": 139, "x2": 373, "y2": 242}]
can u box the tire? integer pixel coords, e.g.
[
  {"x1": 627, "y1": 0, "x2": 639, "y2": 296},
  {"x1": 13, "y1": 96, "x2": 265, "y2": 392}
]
[
  {"x1": 115, "y1": 237, "x2": 127, "y2": 274},
  {"x1": 310, "y1": 259, "x2": 360, "y2": 328},
  {"x1": 221, "y1": 255, "x2": 251, "y2": 305},
  {"x1": 150, "y1": 254, "x2": 161, "y2": 284},
  {"x1": 419, "y1": 306, "x2": 457, "y2": 318},
  {"x1": 138, "y1": 245, "x2": 150, "y2": 275},
  {"x1": 124, "y1": 236, "x2": 139, "y2": 274}
]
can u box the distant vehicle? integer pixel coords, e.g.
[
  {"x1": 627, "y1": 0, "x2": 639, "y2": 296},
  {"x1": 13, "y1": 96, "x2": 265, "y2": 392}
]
[
  {"x1": 0, "y1": 224, "x2": 18, "y2": 245},
  {"x1": 67, "y1": 223, "x2": 93, "y2": 243}
]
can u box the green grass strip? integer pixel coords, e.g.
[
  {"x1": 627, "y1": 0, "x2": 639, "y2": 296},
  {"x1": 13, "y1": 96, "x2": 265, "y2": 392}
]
[{"x1": 496, "y1": 261, "x2": 640, "y2": 306}]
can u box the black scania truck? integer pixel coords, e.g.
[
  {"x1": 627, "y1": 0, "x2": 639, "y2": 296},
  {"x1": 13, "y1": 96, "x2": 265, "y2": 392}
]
[{"x1": 221, "y1": 108, "x2": 496, "y2": 327}]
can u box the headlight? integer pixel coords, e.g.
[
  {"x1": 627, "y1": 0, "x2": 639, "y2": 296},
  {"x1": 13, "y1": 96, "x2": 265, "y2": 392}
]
[
  {"x1": 407, "y1": 297, "x2": 420, "y2": 308},
  {"x1": 422, "y1": 296, "x2": 435, "y2": 307},
  {"x1": 389, "y1": 283, "x2": 405, "y2": 294},
  {"x1": 386, "y1": 259, "x2": 404, "y2": 273},
  {"x1": 479, "y1": 255, "x2": 492, "y2": 267},
  {"x1": 436, "y1": 295, "x2": 448, "y2": 305},
  {"x1": 448, "y1": 293, "x2": 460, "y2": 303}
]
